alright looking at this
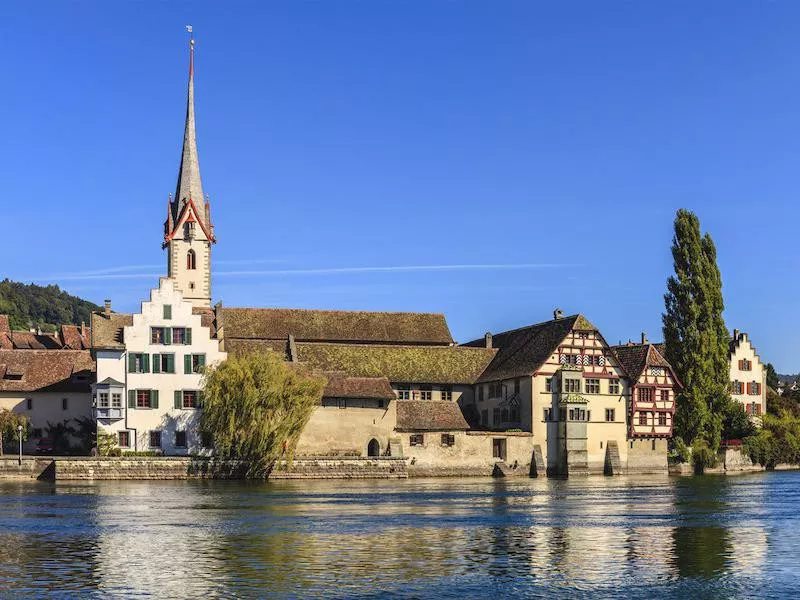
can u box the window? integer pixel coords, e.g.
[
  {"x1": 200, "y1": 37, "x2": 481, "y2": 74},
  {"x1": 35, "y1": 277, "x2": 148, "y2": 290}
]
[
  {"x1": 410, "y1": 434, "x2": 424, "y2": 447},
  {"x1": 609, "y1": 379, "x2": 620, "y2": 395},
  {"x1": 118, "y1": 431, "x2": 130, "y2": 447},
  {"x1": 184, "y1": 222, "x2": 195, "y2": 240},
  {"x1": 441, "y1": 434, "x2": 455, "y2": 447},
  {"x1": 559, "y1": 408, "x2": 567, "y2": 421},
  {"x1": 396, "y1": 385, "x2": 410, "y2": 400},
  {"x1": 510, "y1": 407, "x2": 519, "y2": 422},
  {"x1": 441, "y1": 386, "x2": 452, "y2": 401},
  {"x1": 652, "y1": 439, "x2": 657, "y2": 451},
  {"x1": 514, "y1": 378, "x2": 520, "y2": 395},
  {"x1": 128, "y1": 353, "x2": 149, "y2": 373},
  {"x1": 586, "y1": 379, "x2": 600, "y2": 394},
  {"x1": 184, "y1": 353, "x2": 205, "y2": 374},
  {"x1": 658, "y1": 412, "x2": 668, "y2": 426},
  {"x1": 62, "y1": 398, "x2": 68, "y2": 411},
  {"x1": 638, "y1": 387, "x2": 653, "y2": 403},
  {"x1": 543, "y1": 408, "x2": 551, "y2": 421},
  {"x1": 605, "y1": 408, "x2": 615, "y2": 422},
  {"x1": 171, "y1": 327, "x2": 191, "y2": 345},
  {"x1": 594, "y1": 355, "x2": 606, "y2": 366},
  {"x1": 659, "y1": 389, "x2": 671, "y2": 403},
  {"x1": 488, "y1": 382, "x2": 502, "y2": 398},
  {"x1": 493, "y1": 408, "x2": 503, "y2": 425},
  {"x1": 175, "y1": 430, "x2": 187, "y2": 448},
  {"x1": 478, "y1": 386, "x2": 485, "y2": 402},
  {"x1": 481, "y1": 409, "x2": 488, "y2": 426},
  {"x1": 111, "y1": 393, "x2": 122, "y2": 408},
  {"x1": 577, "y1": 332, "x2": 590, "y2": 340},
  {"x1": 749, "y1": 382, "x2": 761, "y2": 396},
  {"x1": 149, "y1": 430, "x2": 162, "y2": 449},
  {"x1": 187, "y1": 249, "x2": 197, "y2": 270},
  {"x1": 137, "y1": 390, "x2": 151, "y2": 408},
  {"x1": 649, "y1": 367, "x2": 664, "y2": 377},
  {"x1": 739, "y1": 359, "x2": 752, "y2": 371},
  {"x1": 26, "y1": 398, "x2": 32, "y2": 410},
  {"x1": 732, "y1": 380, "x2": 744, "y2": 395},
  {"x1": 638, "y1": 412, "x2": 648, "y2": 426},
  {"x1": 163, "y1": 304, "x2": 172, "y2": 320},
  {"x1": 130, "y1": 389, "x2": 158, "y2": 409},
  {"x1": 501, "y1": 408, "x2": 510, "y2": 423},
  {"x1": 337, "y1": 398, "x2": 346, "y2": 409},
  {"x1": 189, "y1": 282, "x2": 195, "y2": 290},
  {"x1": 419, "y1": 386, "x2": 432, "y2": 401},
  {"x1": 545, "y1": 378, "x2": 552, "y2": 392},
  {"x1": 180, "y1": 390, "x2": 199, "y2": 409},
  {"x1": 99, "y1": 392, "x2": 109, "y2": 408},
  {"x1": 152, "y1": 353, "x2": 175, "y2": 374},
  {"x1": 492, "y1": 438, "x2": 507, "y2": 460},
  {"x1": 563, "y1": 379, "x2": 581, "y2": 393},
  {"x1": 151, "y1": 327, "x2": 167, "y2": 345}
]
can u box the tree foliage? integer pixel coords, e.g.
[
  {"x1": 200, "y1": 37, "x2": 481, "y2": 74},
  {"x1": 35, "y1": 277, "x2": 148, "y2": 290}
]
[
  {"x1": 0, "y1": 279, "x2": 99, "y2": 332},
  {"x1": 662, "y1": 209, "x2": 736, "y2": 467},
  {"x1": 744, "y1": 412, "x2": 800, "y2": 469},
  {"x1": 765, "y1": 363, "x2": 779, "y2": 390},
  {"x1": 200, "y1": 351, "x2": 326, "y2": 478},
  {"x1": 0, "y1": 409, "x2": 30, "y2": 456},
  {"x1": 766, "y1": 387, "x2": 800, "y2": 418}
]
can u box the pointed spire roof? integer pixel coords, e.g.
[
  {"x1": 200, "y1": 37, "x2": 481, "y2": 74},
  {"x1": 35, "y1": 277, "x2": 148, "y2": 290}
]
[{"x1": 173, "y1": 35, "x2": 207, "y2": 228}]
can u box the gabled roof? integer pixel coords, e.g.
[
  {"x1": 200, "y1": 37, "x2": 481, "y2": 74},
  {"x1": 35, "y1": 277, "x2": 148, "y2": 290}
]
[
  {"x1": 463, "y1": 314, "x2": 594, "y2": 382},
  {"x1": 7, "y1": 331, "x2": 62, "y2": 350},
  {"x1": 60, "y1": 325, "x2": 91, "y2": 350},
  {"x1": 0, "y1": 350, "x2": 95, "y2": 392},
  {"x1": 321, "y1": 372, "x2": 396, "y2": 400},
  {"x1": 396, "y1": 400, "x2": 470, "y2": 431},
  {"x1": 90, "y1": 312, "x2": 133, "y2": 350},
  {"x1": 611, "y1": 343, "x2": 672, "y2": 382},
  {"x1": 221, "y1": 307, "x2": 454, "y2": 346}
]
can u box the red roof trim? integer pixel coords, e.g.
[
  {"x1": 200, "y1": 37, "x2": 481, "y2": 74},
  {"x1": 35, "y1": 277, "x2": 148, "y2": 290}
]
[{"x1": 164, "y1": 198, "x2": 215, "y2": 243}]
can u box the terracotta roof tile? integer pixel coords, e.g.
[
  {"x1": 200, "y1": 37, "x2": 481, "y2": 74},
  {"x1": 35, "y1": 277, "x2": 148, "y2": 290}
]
[
  {"x1": 90, "y1": 312, "x2": 133, "y2": 349},
  {"x1": 0, "y1": 350, "x2": 95, "y2": 392}
]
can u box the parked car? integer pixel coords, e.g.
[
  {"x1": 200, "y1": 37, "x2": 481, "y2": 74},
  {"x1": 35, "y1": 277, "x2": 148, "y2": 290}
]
[{"x1": 35, "y1": 438, "x2": 54, "y2": 454}]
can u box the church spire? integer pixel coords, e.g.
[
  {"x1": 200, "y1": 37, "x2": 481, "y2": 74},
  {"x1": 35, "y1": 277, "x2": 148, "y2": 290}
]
[{"x1": 173, "y1": 29, "x2": 207, "y2": 229}]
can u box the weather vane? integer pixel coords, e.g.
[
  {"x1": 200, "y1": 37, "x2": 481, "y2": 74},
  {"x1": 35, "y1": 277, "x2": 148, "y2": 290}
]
[{"x1": 186, "y1": 24, "x2": 194, "y2": 45}]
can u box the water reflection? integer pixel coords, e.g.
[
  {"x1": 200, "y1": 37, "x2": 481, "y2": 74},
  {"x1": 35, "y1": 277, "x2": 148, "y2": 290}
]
[{"x1": 0, "y1": 473, "x2": 797, "y2": 597}]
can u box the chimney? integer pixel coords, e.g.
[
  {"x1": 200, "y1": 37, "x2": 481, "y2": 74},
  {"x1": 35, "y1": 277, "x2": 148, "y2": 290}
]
[
  {"x1": 641, "y1": 332, "x2": 648, "y2": 345},
  {"x1": 553, "y1": 308, "x2": 563, "y2": 320},
  {"x1": 104, "y1": 299, "x2": 112, "y2": 317},
  {"x1": 484, "y1": 332, "x2": 493, "y2": 349},
  {"x1": 81, "y1": 321, "x2": 87, "y2": 337},
  {"x1": 733, "y1": 328, "x2": 740, "y2": 340}
]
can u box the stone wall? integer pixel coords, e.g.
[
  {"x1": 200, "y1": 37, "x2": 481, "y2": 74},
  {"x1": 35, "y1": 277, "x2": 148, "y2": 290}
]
[
  {"x1": 271, "y1": 456, "x2": 407, "y2": 479},
  {"x1": 52, "y1": 457, "x2": 197, "y2": 480},
  {"x1": 0, "y1": 457, "x2": 53, "y2": 479},
  {"x1": 626, "y1": 439, "x2": 669, "y2": 474}
]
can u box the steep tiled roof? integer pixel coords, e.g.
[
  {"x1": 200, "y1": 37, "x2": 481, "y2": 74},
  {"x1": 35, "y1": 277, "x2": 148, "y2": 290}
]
[
  {"x1": 395, "y1": 400, "x2": 470, "y2": 431},
  {"x1": 611, "y1": 343, "x2": 681, "y2": 388},
  {"x1": 90, "y1": 312, "x2": 133, "y2": 350},
  {"x1": 292, "y1": 343, "x2": 496, "y2": 385},
  {"x1": 193, "y1": 307, "x2": 216, "y2": 337},
  {"x1": 322, "y1": 372, "x2": 396, "y2": 400},
  {"x1": 60, "y1": 325, "x2": 91, "y2": 350},
  {"x1": 221, "y1": 307, "x2": 454, "y2": 345},
  {"x1": 224, "y1": 338, "x2": 291, "y2": 356},
  {"x1": 0, "y1": 350, "x2": 95, "y2": 392},
  {"x1": 463, "y1": 314, "x2": 592, "y2": 382},
  {"x1": 8, "y1": 331, "x2": 62, "y2": 350}
]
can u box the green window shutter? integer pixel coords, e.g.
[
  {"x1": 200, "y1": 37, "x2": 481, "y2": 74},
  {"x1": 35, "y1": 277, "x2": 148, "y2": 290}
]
[
  {"x1": 198, "y1": 354, "x2": 206, "y2": 369},
  {"x1": 185, "y1": 327, "x2": 192, "y2": 345},
  {"x1": 151, "y1": 390, "x2": 159, "y2": 409},
  {"x1": 174, "y1": 390, "x2": 182, "y2": 409},
  {"x1": 128, "y1": 354, "x2": 136, "y2": 373},
  {"x1": 164, "y1": 327, "x2": 172, "y2": 345},
  {"x1": 142, "y1": 353, "x2": 150, "y2": 373},
  {"x1": 152, "y1": 354, "x2": 161, "y2": 374},
  {"x1": 184, "y1": 354, "x2": 192, "y2": 374},
  {"x1": 165, "y1": 354, "x2": 175, "y2": 373},
  {"x1": 163, "y1": 304, "x2": 172, "y2": 320},
  {"x1": 128, "y1": 390, "x2": 136, "y2": 408}
]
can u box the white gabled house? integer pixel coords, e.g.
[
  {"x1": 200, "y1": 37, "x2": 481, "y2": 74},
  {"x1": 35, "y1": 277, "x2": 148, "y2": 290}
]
[{"x1": 92, "y1": 277, "x2": 225, "y2": 454}]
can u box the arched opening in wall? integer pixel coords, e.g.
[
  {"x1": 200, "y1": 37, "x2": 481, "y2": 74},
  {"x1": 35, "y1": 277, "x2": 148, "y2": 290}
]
[
  {"x1": 187, "y1": 249, "x2": 196, "y2": 270},
  {"x1": 367, "y1": 438, "x2": 380, "y2": 457}
]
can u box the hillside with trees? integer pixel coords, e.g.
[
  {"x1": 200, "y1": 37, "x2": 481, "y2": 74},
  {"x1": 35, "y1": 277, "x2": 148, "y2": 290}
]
[{"x1": 0, "y1": 279, "x2": 99, "y2": 332}]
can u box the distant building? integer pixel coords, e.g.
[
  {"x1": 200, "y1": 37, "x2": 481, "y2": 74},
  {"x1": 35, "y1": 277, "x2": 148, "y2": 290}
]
[
  {"x1": 729, "y1": 329, "x2": 766, "y2": 418},
  {"x1": 0, "y1": 315, "x2": 91, "y2": 350}
]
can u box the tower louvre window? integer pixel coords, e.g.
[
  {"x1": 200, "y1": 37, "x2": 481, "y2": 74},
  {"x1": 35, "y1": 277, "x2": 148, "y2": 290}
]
[{"x1": 187, "y1": 249, "x2": 197, "y2": 270}]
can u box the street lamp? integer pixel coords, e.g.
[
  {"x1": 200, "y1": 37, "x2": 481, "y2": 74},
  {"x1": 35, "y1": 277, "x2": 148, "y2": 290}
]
[{"x1": 17, "y1": 424, "x2": 23, "y2": 465}]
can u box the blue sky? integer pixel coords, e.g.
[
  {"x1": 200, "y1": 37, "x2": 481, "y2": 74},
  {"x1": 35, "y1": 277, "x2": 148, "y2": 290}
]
[{"x1": 1, "y1": 2, "x2": 799, "y2": 370}]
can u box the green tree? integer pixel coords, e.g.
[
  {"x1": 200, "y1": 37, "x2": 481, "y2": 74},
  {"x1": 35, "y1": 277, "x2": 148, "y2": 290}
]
[
  {"x1": 200, "y1": 351, "x2": 326, "y2": 478},
  {"x1": 744, "y1": 411, "x2": 800, "y2": 469},
  {"x1": 765, "y1": 363, "x2": 779, "y2": 390},
  {"x1": 0, "y1": 409, "x2": 30, "y2": 456},
  {"x1": 662, "y1": 209, "x2": 732, "y2": 469}
]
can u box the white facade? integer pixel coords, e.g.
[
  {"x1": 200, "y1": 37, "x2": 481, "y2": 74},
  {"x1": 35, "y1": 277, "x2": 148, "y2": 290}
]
[
  {"x1": 729, "y1": 330, "x2": 766, "y2": 417},
  {"x1": 96, "y1": 278, "x2": 226, "y2": 454}
]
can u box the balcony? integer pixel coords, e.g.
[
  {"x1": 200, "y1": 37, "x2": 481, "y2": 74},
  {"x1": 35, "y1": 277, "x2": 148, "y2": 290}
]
[{"x1": 94, "y1": 407, "x2": 124, "y2": 421}]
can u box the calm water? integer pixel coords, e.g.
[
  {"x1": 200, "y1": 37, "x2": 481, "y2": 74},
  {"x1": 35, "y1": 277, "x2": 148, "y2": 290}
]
[{"x1": 0, "y1": 472, "x2": 798, "y2": 598}]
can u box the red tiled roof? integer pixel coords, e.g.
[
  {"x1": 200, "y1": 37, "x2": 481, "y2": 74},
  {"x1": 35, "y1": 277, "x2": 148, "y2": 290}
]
[{"x1": 0, "y1": 350, "x2": 95, "y2": 392}]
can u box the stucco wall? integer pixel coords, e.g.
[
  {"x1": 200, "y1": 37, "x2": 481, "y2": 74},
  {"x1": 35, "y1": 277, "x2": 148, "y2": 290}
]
[
  {"x1": 295, "y1": 401, "x2": 397, "y2": 456},
  {"x1": 0, "y1": 392, "x2": 92, "y2": 451},
  {"x1": 729, "y1": 333, "x2": 766, "y2": 414}
]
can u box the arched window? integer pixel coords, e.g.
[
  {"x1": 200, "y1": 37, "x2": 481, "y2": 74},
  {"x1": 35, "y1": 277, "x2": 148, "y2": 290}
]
[
  {"x1": 186, "y1": 249, "x2": 196, "y2": 270},
  {"x1": 367, "y1": 438, "x2": 380, "y2": 457}
]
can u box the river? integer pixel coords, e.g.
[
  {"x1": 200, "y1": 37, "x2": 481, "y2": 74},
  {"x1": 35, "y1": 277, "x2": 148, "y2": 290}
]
[{"x1": 0, "y1": 472, "x2": 797, "y2": 598}]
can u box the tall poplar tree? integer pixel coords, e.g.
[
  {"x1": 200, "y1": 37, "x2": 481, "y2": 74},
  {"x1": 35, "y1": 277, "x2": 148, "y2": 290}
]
[{"x1": 663, "y1": 209, "x2": 732, "y2": 464}]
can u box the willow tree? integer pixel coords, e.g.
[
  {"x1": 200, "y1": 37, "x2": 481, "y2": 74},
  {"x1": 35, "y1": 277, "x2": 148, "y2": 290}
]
[
  {"x1": 200, "y1": 351, "x2": 326, "y2": 477},
  {"x1": 663, "y1": 209, "x2": 732, "y2": 467}
]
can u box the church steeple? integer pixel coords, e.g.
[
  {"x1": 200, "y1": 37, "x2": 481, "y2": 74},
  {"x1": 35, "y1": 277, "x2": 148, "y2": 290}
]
[{"x1": 164, "y1": 28, "x2": 214, "y2": 309}]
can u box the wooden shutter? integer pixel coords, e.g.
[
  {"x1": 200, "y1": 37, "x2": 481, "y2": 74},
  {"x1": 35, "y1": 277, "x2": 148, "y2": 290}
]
[
  {"x1": 163, "y1": 304, "x2": 172, "y2": 319},
  {"x1": 165, "y1": 354, "x2": 175, "y2": 373},
  {"x1": 128, "y1": 390, "x2": 136, "y2": 408},
  {"x1": 151, "y1": 390, "x2": 159, "y2": 409},
  {"x1": 142, "y1": 354, "x2": 150, "y2": 373},
  {"x1": 185, "y1": 328, "x2": 192, "y2": 345},
  {"x1": 174, "y1": 390, "x2": 182, "y2": 409},
  {"x1": 128, "y1": 354, "x2": 136, "y2": 373},
  {"x1": 184, "y1": 354, "x2": 192, "y2": 374},
  {"x1": 164, "y1": 327, "x2": 172, "y2": 345},
  {"x1": 198, "y1": 354, "x2": 206, "y2": 369},
  {"x1": 152, "y1": 354, "x2": 160, "y2": 374}
]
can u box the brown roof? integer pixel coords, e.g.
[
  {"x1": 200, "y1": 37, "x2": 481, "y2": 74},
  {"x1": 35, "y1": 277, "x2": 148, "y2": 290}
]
[
  {"x1": 90, "y1": 312, "x2": 133, "y2": 349},
  {"x1": 463, "y1": 314, "x2": 595, "y2": 382},
  {"x1": 60, "y1": 325, "x2": 91, "y2": 350},
  {"x1": 395, "y1": 400, "x2": 470, "y2": 431},
  {"x1": 0, "y1": 316, "x2": 9, "y2": 335},
  {"x1": 322, "y1": 372, "x2": 396, "y2": 400},
  {"x1": 289, "y1": 342, "x2": 496, "y2": 385},
  {"x1": 221, "y1": 307, "x2": 454, "y2": 345},
  {"x1": 0, "y1": 350, "x2": 95, "y2": 392},
  {"x1": 8, "y1": 331, "x2": 62, "y2": 350},
  {"x1": 611, "y1": 343, "x2": 681, "y2": 388},
  {"x1": 193, "y1": 307, "x2": 217, "y2": 337}
]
